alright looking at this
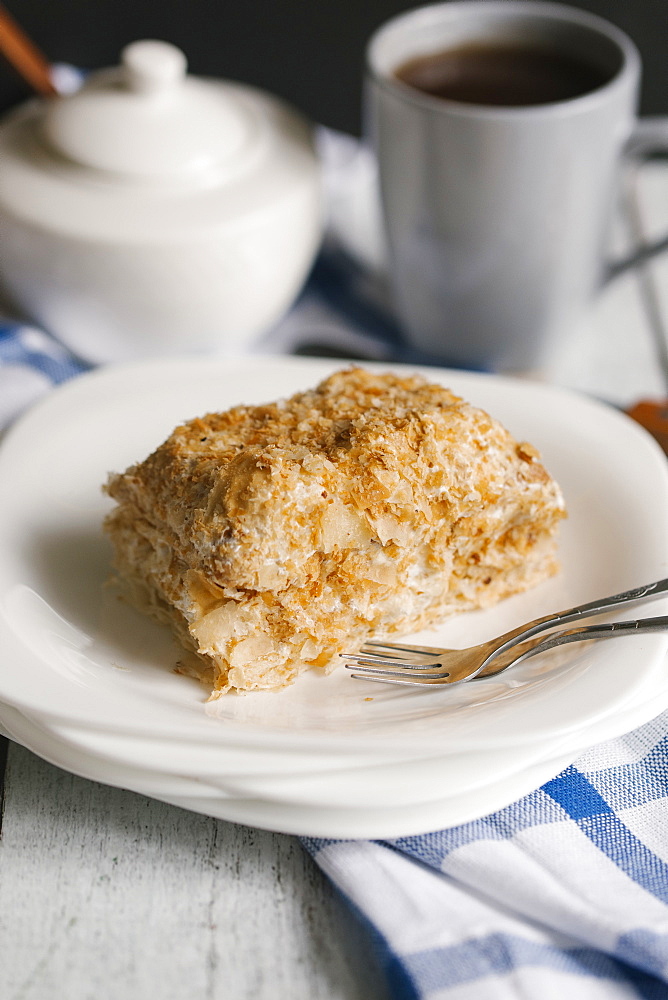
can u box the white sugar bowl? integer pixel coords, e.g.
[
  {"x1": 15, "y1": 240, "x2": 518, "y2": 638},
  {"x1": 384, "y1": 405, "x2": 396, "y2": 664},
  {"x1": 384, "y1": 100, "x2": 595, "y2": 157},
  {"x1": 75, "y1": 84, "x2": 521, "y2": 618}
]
[{"x1": 0, "y1": 41, "x2": 322, "y2": 363}]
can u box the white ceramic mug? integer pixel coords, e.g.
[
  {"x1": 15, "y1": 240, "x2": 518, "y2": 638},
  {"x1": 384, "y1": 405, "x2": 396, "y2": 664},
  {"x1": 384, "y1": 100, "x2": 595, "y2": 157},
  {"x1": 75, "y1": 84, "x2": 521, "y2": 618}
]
[{"x1": 366, "y1": 1, "x2": 668, "y2": 371}]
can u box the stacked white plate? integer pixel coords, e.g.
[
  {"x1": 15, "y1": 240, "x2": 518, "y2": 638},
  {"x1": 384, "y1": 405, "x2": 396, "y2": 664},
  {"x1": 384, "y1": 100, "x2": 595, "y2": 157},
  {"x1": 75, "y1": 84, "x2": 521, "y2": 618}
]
[{"x1": 1, "y1": 356, "x2": 667, "y2": 838}]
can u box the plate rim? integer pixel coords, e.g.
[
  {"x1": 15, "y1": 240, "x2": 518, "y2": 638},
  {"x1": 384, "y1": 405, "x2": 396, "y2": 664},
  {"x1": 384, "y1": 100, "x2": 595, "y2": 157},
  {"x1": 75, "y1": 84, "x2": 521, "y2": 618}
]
[{"x1": 1, "y1": 354, "x2": 667, "y2": 755}]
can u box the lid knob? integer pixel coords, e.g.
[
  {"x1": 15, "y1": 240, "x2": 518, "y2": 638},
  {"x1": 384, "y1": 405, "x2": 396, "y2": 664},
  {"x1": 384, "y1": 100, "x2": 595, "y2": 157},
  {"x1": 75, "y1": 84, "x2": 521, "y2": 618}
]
[
  {"x1": 42, "y1": 40, "x2": 252, "y2": 178},
  {"x1": 122, "y1": 40, "x2": 187, "y2": 95}
]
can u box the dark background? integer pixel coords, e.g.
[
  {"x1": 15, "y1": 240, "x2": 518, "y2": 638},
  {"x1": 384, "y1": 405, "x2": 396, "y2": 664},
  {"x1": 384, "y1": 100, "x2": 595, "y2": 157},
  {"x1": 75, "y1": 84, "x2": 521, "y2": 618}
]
[{"x1": 1, "y1": 0, "x2": 667, "y2": 132}]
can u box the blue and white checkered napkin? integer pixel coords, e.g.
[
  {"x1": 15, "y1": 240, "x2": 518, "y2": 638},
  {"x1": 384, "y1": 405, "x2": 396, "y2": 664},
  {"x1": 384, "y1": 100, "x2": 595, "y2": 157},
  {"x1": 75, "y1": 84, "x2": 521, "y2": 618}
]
[
  {"x1": 304, "y1": 716, "x2": 668, "y2": 999},
  {"x1": 3, "y1": 131, "x2": 668, "y2": 1000}
]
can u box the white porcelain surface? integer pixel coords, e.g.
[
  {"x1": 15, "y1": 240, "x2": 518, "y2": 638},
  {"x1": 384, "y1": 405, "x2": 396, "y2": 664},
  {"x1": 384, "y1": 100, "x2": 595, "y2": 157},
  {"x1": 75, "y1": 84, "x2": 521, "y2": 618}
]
[
  {"x1": 0, "y1": 697, "x2": 575, "y2": 836},
  {"x1": 0, "y1": 356, "x2": 667, "y2": 743},
  {"x1": 29, "y1": 665, "x2": 668, "y2": 817},
  {"x1": 44, "y1": 41, "x2": 250, "y2": 177},
  {"x1": 0, "y1": 670, "x2": 665, "y2": 837},
  {"x1": 0, "y1": 43, "x2": 322, "y2": 363},
  {"x1": 0, "y1": 356, "x2": 667, "y2": 835}
]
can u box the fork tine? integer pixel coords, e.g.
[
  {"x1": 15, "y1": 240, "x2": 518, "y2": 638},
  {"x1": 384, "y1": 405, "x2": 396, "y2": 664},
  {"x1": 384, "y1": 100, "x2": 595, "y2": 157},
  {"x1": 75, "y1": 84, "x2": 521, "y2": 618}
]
[
  {"x1": 340, "y1": 653, "x2": 445, "y2": 672},
  {"x1": 341, "y1": 654, "x2": 413, "y2": 670},
  {"x1": 356, "y1": 648, "x2": 427, "y2": 663},
  {"x1": 341, "y1": 653, "x2": 450, "y2": 679},
  {"x1": 347, "y1": 671, "x2": 451, "y2": 686},
  {"x1": 362, "y1": 640, "x2": 445, "y2": 656},
  {"x1": 348, "y1": 667, "x2": 448, "y2": 680}
]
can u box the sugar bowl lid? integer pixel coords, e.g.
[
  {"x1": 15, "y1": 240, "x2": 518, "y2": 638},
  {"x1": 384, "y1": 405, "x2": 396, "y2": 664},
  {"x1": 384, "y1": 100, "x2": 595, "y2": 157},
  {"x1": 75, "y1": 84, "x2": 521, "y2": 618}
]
[{"x1": 43, "y1": 40, "x2": 253, "y2": 178}]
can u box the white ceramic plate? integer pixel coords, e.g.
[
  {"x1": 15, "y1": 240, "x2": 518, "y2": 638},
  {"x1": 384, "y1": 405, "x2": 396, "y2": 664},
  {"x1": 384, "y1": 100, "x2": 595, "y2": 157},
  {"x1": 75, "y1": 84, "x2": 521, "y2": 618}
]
[
  {"x1": 0, "y1": 696, "x2": 577, "y2": 836},
  {"x1": 0, "y1": 356, "x2": 667, "y2": 772},
  {"x1": 1, "y1": 666, "x2": 665, "y2": 837},
  {"x1": 12, "y1": 658, "x2": 667, "y2": 817}
]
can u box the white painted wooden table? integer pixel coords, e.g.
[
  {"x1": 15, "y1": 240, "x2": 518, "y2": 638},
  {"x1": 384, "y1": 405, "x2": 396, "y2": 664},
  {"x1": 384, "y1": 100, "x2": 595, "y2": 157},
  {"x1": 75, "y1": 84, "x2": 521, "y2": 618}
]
[
  {"x1": 0, "y1": 744, "x2": 390, "y2": 1000},
  {"x1": 1, "y1": 161, "x2": 667, "y2": 1000}
]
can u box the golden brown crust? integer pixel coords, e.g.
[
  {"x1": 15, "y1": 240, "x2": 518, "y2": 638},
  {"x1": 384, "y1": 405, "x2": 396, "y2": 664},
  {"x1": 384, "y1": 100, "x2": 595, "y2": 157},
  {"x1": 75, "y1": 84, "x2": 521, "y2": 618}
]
[{"x1": 104, "y1": 368, "x2": 566, "y2": 695}]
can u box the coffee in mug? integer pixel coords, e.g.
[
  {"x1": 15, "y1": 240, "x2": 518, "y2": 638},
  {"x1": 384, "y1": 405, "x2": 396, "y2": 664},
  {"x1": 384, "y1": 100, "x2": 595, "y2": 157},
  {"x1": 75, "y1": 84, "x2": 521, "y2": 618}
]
[{"x1": 394, "y1": 41, "x2": 615, "y2": 107}]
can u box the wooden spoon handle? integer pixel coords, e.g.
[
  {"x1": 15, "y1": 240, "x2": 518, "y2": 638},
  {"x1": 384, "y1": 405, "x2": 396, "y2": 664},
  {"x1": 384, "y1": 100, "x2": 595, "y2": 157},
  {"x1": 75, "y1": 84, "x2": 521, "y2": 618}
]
[
  {"x1": 0, "y1": 3, "x2": 57, "y2": 96},
  {"x1": 626, "y1": 399, "x2": 668, "y2": 455}
]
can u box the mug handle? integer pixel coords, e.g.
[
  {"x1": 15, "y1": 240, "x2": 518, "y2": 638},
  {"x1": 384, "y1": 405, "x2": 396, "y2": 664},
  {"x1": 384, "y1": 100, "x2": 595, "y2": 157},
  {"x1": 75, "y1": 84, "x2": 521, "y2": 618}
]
[
  {"x1": 609, "y1": 116, "x2": 668, "y2": 455},
  {"x1": 606, "y1": 116, "x2": 668, "y2": 282}
]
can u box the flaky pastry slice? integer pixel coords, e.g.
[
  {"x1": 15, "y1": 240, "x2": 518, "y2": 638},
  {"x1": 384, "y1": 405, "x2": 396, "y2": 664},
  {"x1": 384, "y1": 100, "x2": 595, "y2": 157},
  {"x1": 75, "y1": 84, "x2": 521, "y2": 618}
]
[{"x1": 103, "y1": 367, "x2": 566, "y2": 696}]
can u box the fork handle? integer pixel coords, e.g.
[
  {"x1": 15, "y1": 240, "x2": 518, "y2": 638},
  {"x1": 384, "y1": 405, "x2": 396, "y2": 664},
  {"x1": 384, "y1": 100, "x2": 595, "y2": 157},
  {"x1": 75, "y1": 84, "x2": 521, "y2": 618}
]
[
  {"x1": 492, "y1": 577, "x2": 668, "y2": 659},
  {"x1": 480, "y1": 615, "x2": 668, "y2": 676},
  {"x1": 549, "y1": 579, "x2": 668, "y2": 625}
]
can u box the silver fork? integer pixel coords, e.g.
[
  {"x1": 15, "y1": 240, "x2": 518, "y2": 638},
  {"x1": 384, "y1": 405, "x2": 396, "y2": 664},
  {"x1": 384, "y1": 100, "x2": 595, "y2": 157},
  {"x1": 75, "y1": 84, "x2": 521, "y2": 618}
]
[
  {"x1": 341, "y1": 577, "x2": 668, "y2": 687},
  {"x1": 343, "y1": 617, "x2": 668, "y2": 686}
]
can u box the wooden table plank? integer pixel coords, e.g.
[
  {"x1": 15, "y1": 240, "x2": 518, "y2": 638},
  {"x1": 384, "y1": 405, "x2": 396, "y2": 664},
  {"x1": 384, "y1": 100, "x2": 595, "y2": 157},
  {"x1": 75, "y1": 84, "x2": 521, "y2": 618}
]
[{"x1": 0, "y1": 743, "x2": 390, "y2": 1000}]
